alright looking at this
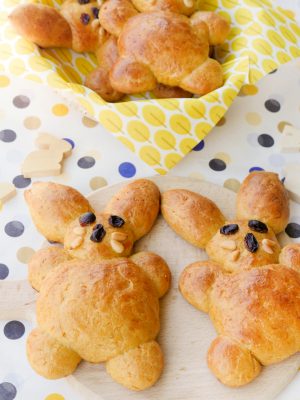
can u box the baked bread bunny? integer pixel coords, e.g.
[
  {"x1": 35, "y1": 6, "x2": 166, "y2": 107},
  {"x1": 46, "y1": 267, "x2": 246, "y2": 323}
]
[
  {"x1": 24, "y1": 179, "x2": 171, "y2": 390},
  {"x1": 86, "y1": 0, "x2": 230, "y2": 100},
  {"x1": 162, "y1": 171, "x2": 300, "y2": 387}
]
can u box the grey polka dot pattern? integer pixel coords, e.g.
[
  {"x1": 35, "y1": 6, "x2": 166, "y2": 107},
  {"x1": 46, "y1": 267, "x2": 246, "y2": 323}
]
[
  {"x1": 0, "y1": 130, "x2": 16, "y2": 143},
  {"x1": 258, "y1": 134, "x2": 274, "y2": 147},
  {"x1": 77, "y1": 156, "x2": 96, "y2": 169},
  {"x1": 209, "y1": 159, "x2": 226, "y2": 171},
  {"x1": 12, "y1": 95, "x2": 30, "y2": 108},
  {"x1": 0, "y1": 264, "x2": 9, "y2": 280},
  {"x1": 0, "y1": 382, "x2": 17, "y2": 400},
  {"x1": 4, "y1": 321, "x2": 25, "y2": 340},
  {"x1": 4, "y1": 221, "x2": 24, "y2": 237},
  {"x1": 12, "y1": 175, "x2": 31, "y2": 189}
]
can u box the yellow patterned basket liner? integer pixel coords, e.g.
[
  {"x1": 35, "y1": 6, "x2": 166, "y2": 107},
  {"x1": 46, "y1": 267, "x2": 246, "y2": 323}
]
[{"x1": 1, "y1": 0, "x2": 300, "y2": 174}]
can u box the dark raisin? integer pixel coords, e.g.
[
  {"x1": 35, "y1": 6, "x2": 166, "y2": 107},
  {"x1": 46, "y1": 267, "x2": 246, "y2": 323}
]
[
  {"x1": 220, "y1": 224, "x2": 239, "y2": 235},
  {"x1": 78, "y1": 0, "x2": 90, "y2": 3},
  {"x1": 90, "y1": 225, "x2": 106, "y2": 242},
  {"x1": 93, "y1": 223, "x2": 103, "y2": 231},
  {"x1": 79, "y1": 212, "x2": 96, "y2": 226},
  {"x1": 108, "y1": 215, "x2": 125, "y2": 227},
  {"x1": 244, "y1": 233, "x2": 259, "y2": 253},
  {"x1": 92, "y1": 7, "x2": 99, "y2": 18},
  {"x1": 80, "y1": 13, "x2": 90, "y2": 25},
  {"x1": 248, "y1": 220, "x2": 268, "y2": 233}
]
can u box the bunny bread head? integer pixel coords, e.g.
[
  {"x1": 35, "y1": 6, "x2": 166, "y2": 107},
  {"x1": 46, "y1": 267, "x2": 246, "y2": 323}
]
[
  {"x1": 24, "y1": 179, "x2": 170, "y2": 391},
  {"x1": 162, "y1": 171, "x2": 300, "y2": 387}
]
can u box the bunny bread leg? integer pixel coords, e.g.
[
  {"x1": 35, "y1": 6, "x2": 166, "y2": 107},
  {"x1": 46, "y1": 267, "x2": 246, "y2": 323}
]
[
  {"x1": 105, "y1": 179, "x2": 160, "y2": 240},
  {"x1": 130, "y1": 252, "x2": 171, "y2": 298},
  {"x1": 27, "y1": 328, "x2": 81, "y2": 379},
  {"x1": 181, "y1": 57, "x2": 223, "y2": 95},
  {"x1": 179, "y1": 261, "x2": 221, "y2": 312},
  {"x1": 191, "y1": 11, "x2": 230, "y2": 45},
  {"x1": 280, "y1": 243, "x2": 300, "y2": 272},
  {"x1": 106, "y1": 340, "x2": 163, "y2": 390},
  {"x1": 207, "y1": 336, "x2": 261, "y2": 387},
  {"x1": 28, "y1": 246, "x2": 72, "y2": 291},
  {"x1": 9, "y1": 4, "x2": 72, "y2": 48},
  {"x1": 25, "y1": 182, "x2": 91, "y2": 243},
  {"x1": 236, "y1": 171, "x2": 290, "y2": 234},
  {"x1": 85, "y1": 36, "x2": 124, "y2": 102},
  {"x1": 153, "y1": 83, "x2": 193, "y2": 98},
  {"x1": 161, "y1": 189, "x2": 225, "y2": 248}
]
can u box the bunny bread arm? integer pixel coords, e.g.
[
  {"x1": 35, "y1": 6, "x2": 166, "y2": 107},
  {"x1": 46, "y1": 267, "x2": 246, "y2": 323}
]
[
  {"x1": 161, "y1": 189, "x2": 225, "y2": 248},
  {"x1": 236, "y1": 171, "x2": 290, "y2": 234},
  {"x1": 24, "y1": 182, "x2": 92, "y2": 243}
]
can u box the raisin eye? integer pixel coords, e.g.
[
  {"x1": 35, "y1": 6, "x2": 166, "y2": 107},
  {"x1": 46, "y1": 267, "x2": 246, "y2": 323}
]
[
  {"x1": 92, "y1": 7, "x2": 99, "y2": 18},
  {"x1": 220, "y1": 224, "x2": 239, "y2": 235},
  {"x1": 79, "y1": 212, "x2": 96, "y2": 226},
  {"x1": 244, "y1": 233, "x2": 259, "y2": 253},
  {"x1": 248, "y1": 220, "x2": 268, "y2": 233},
  {"x1": 108, "y1": 215, "x2": 125, "y2": 227},
  {"x1": 90, "y1": 224, "x2": 106, "y2": 242},
  {"x1": 80, "y1": 13, "x2": 90, "y2": 25}
]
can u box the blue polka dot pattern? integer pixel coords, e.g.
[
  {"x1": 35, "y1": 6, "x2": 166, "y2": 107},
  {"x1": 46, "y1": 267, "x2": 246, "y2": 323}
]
[
  {"x1": 193, "y1": 141, "x2": 205, "y2": 151},
  {"x1": 4, "y1": 321, "x2": 25, "y2": 340},
  {"x1": 0, "y1": 382, "x2": 17, "y2": 400},
  {"x1": 63, "y1": 138, "x2": 75, "y2": 148},
  {"x1": 118, "y1": 162, "x2": 136, "y2": 178},
  {"x1": 249, "y1": 166, "x2": 264, "y2": 172}
]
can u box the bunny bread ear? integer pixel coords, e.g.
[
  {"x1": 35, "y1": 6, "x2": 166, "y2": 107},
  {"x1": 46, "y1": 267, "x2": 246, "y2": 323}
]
[
  {"x1": 24, "y1": 182, "x2": 91, "y2": 243},
  {"x1": 9, "y1": 4, "x2": 72, "y2": 48},
  {"x1": 105, "y1": 179, "x2": 160, "y2": 240},
  {"x1": 161, "y1": 189, "x2": 225, "y2": 248},
  {"x1": 236, "y1": 171, "x2": 289, "y2": 234}
]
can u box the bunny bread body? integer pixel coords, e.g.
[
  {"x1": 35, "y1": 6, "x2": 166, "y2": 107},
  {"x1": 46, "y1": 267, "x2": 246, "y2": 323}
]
[
  {"x1": 24, "y1": 179, "x2": 171, "y2": 390},
  {"x1": 162, "y1": 171, "x2": 300, "y2": 387}
]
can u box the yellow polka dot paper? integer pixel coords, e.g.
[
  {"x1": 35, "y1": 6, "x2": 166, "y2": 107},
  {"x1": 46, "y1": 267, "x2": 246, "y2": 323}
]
[{"x1": 1, "y1": 0, "x2": 300, "y2": 174}]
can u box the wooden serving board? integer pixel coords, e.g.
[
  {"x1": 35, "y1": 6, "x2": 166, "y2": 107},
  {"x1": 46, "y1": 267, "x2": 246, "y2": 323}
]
[{"x1": 0, "y1": 176, "x2": 299, "y2": 400}]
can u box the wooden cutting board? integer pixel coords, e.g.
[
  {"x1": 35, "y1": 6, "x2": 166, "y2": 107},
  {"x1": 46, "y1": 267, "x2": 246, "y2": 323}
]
[{"x1": 0, "y1": 176, "x2": 299, "y2": 400}]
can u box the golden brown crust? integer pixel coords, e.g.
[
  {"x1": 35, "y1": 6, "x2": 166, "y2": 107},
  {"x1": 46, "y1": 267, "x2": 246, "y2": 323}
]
[
  {"x1": 132, "y1": 0, "x2": 197, "y2": 15},
  {"x1": 99, "y1": 0, "x2": 138, "y2": 37},
  {"x1": 24, "y1": 182, "x2": 91, "y2": 243},
  {"x1": 209, "y1": 265, "x2": 300, "y2": 366},
  {"x1": 9, "y1": 4, "x2": 72, "y2": 48},
  {"x1": 280, "y1": 243, "x2": 300, "y2": 272},
  {"x1": 28, "y1": 246, "x2": 71, "y2": 291},
  {"x1": 106, "y1": 340, "x2": 163, "y2": 390},
  {"x1": 37, "y1": 259, "x2": 160, "y2": 362},
  {"x1": 191, "y1": 11, "x2": 230, "y2": 45},
  {"x1": 27, "y1": 328, "x2": 81, "y2": 379},
  {"x1": 105, "y1": 179, "x2": 160, "y2": 240},
  {"x1": 110, "y1": 11, "x2": 225, "y2": 96},
  {"x1": 64, "y1": 212, "x2": 135, "y2": 260},
  {"x1": 153, "y1": 83, "x2": 193, "y2": 99},
  {"x1": 179, "y1": 261, "x2": 221, "y2": 312},
  {"x1": 236, "y1": 172, "x2": 290, "y2": 234},
  {"x1": 206, "y1": 220, "x2": 281, "y2": 273},
  {"x1": 161, "y1": 189, "x2": 225, "y2": 248},
  {"x1": 207, "y1": 336, "x2": 261, "y2": 387},
  {"x1": 130, "y1": 252, "x2": 171, "y2": 297}
]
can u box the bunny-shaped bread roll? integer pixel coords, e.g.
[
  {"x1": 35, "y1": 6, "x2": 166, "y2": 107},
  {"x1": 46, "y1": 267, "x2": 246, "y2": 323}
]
[
  {"x1": 25, "y1": 179, "x2": 170, "y2": 390},
  {"x1": 162, "y1": 171, "x2": 300, "y2": 387}
]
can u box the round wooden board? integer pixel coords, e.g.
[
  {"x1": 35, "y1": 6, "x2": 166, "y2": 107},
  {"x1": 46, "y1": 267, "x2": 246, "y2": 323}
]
[{"x1": 0, "y1": 176, "x2": 299, "y2": 400}]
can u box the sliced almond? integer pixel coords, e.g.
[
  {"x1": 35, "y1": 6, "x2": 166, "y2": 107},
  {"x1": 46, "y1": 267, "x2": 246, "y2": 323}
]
[
  {"x1": 73, "y1": 226, "x2": 85, "y2": 235},
  {"x1": 92, "y1": 19, "x2": 100, "y2": 29},
  {"x1": 70, "y1": 236, "x2": 83, "y2": 249},
  {"x1": 262, "y1": 243, "x2": 274, "y2": 254},
  {"x1": 111, "y1": 232, "x2": 127, "y2": 242},
  {"x1": 221, "y1": 240, "x2": 236, "y2": 251},
  {"x1": 230, "y1": 250, "x2": 240, "y2": 261},
  {"x1": 262, "y1": 238, "x2": 276, "y2": 248},
  {"x1": 184, "y1": 0, "x2": 194, "y2": 7},
  {"x1": 111, "y1": 239, "x2": 124, "y2": 254}
]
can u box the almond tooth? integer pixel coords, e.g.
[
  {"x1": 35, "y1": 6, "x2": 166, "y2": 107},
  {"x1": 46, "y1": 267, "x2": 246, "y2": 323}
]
[
  {"x1": 111, "y1": 239, "x2": 124, "y2": 254},
  {"x1": 73, "y1": 226, "x2": 85, "y2": 235},
  {"x1": 230, "y1": 250, "x2": 240, "y2": 261},
  {"x1": 184, "y1": 0, "x2": 194, "y2": 7},
  {"x1": 262, "y1": 238, "x2": 276, "y2": 248},
  {"x1": 70, "y1": 236, "x2": 83, "y2": 249},
  {"x1": 221, "y1": 240, "x2": 236, "y2": 250},
  {"x1": 262, "y1": 243, "x2": 274, "y2": 254},
  {"x1": 111, "y1": 232, "x2": 127, "y2": 241}
]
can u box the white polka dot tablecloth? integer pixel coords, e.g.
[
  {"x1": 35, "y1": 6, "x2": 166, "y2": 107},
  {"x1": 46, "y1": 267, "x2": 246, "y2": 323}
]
[{"x1": 1, "y1": 0, "x2": 300, "y2": 399}]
